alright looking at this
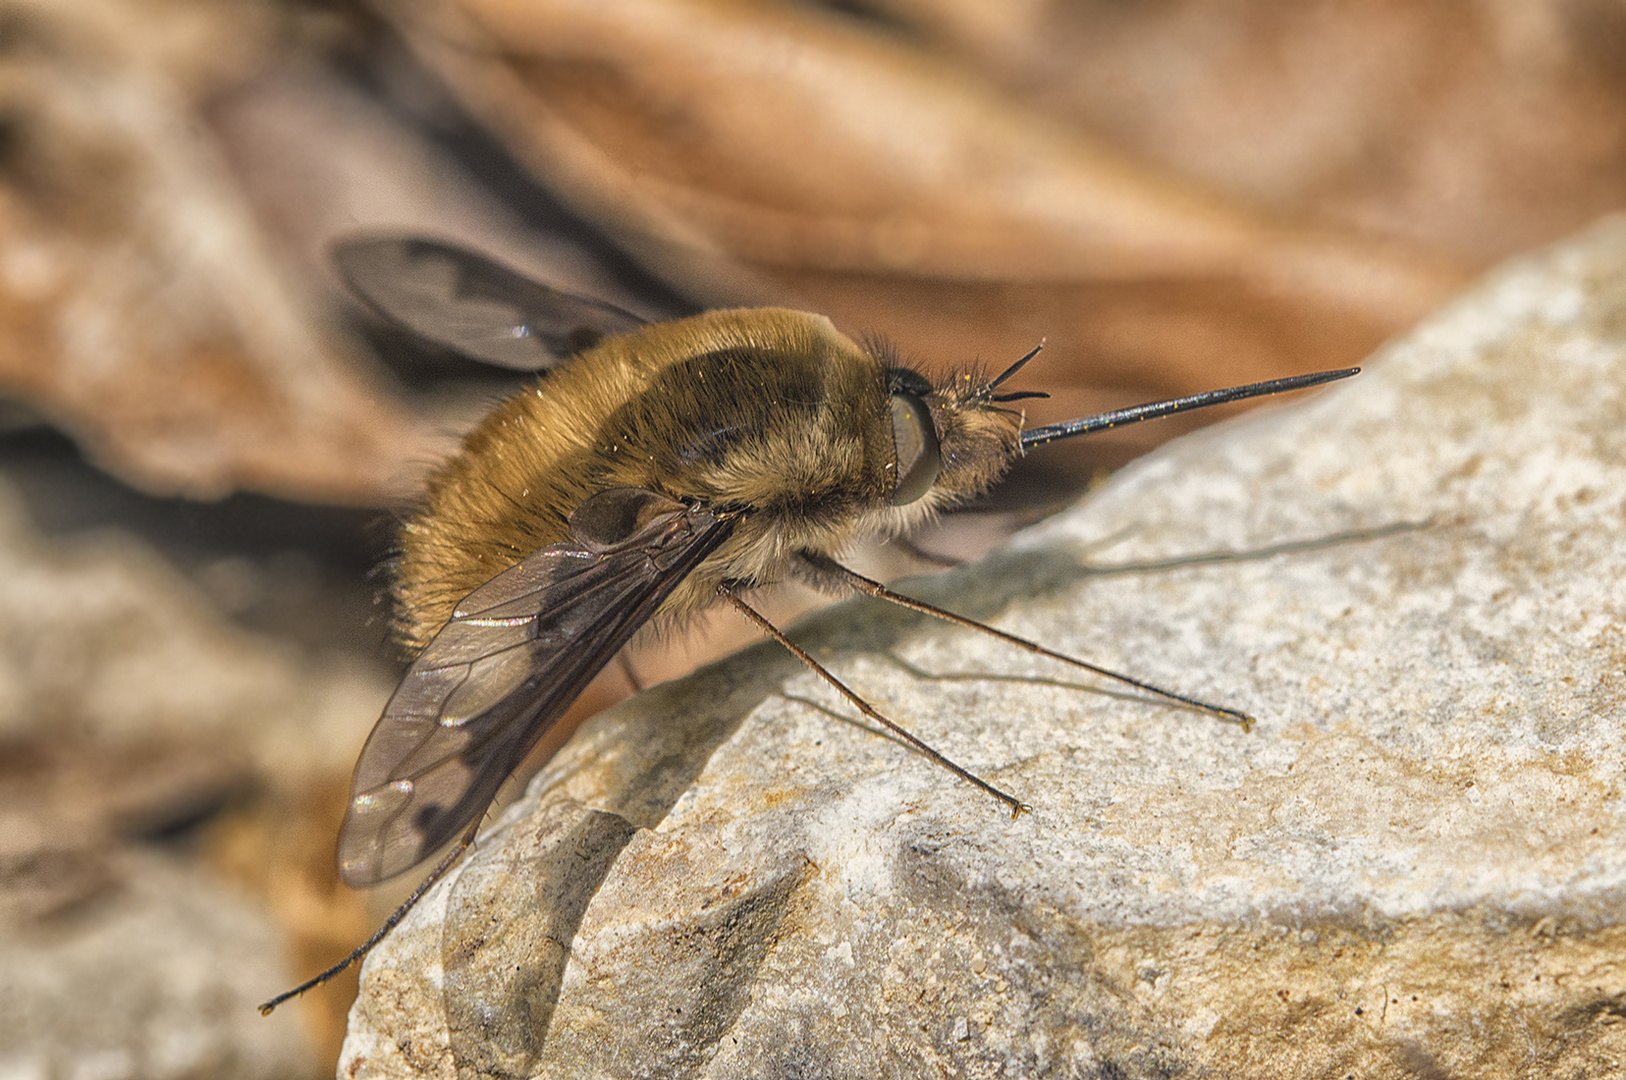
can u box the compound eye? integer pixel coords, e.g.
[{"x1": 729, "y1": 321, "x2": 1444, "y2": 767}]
[{"x1": 888, "y1": 393, "x2": 941, "y2": 505}]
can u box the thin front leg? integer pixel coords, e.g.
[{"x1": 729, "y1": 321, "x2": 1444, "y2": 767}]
[
  {"x1": 890, "y1": 534, "x2": 963, "y2": 569},
  {"x1": 719, "y1": 586, "x2": 1030, "y2": 818},
  {"x1": 617, "y1": 650, "x2": 645, "y2": 694},
  {"x1": 798, "y1": 552, "x2": 1253, "y2": 732}
]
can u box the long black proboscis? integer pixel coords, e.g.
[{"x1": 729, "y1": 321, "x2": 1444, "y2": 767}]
[{"x1": 1018, "y1": 367, "x2": 1360, "y2": 450}]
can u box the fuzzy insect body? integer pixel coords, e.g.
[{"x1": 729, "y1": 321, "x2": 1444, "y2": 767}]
[{"x1": 396, "y1": 308, "x2": 1015, "y2": 651}]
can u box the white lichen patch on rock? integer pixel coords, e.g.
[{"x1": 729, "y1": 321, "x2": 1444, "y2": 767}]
[{"x1": 341, "y1": 216, "x2": 1626, "y2": 1079}]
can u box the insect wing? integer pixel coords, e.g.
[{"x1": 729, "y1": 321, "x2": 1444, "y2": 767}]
[
  {"x1": 333, "y1": 236, "x2": 648, "y2": 370},
  {"x1": 337, "y1": 499, "x2": 734, "y2": 886}
]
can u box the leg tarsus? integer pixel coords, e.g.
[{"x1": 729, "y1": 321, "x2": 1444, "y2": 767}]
[
  {"x1": 257, "y1": 820, "x2": 480, "y2": 1016},
  {"x1": 719, "y1": 584, "x2": 1029, "y2": 817},
  {"x1": 797, "y1": 551, "x2": 1253, "y2": 730}
]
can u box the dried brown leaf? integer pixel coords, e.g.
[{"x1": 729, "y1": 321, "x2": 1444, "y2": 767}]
[{"x1": 0, "y1": 0, "x2": 423, "y2": 501}]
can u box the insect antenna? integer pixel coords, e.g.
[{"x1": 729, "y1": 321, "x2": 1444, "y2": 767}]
[
  {"x1": 1020, "y1": 368, "x2": 1359, "y2": 450},
  {"x1": 988, "y1": 340, "x2": 1045, "y2": 391},
  {"x1": 801, "y1": 553, "x2": 1252, "y2": 731},
  {"x1": 720, "y1": 586, "x2": 1032, "y2": 818},
  {"x1": 257, "y1": 820, "x2": 481, "y2": 1015}
]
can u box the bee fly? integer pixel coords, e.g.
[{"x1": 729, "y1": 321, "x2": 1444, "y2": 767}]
[{"x1": 259, "y1": 236, "x2": 1356, "y2": 1013}]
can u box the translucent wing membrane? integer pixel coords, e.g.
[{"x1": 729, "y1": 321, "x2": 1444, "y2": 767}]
[
  {"x1": 333, "y1": 236, "x2": 648, "y2": 370},
  {"x1": 338, "y1": 492, "x2": 734, "y2": 886}
]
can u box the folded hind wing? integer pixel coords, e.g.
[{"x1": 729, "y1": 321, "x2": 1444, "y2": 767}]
[{"x1": 333, "y1": 235, "x2": 648, "y2": 370}]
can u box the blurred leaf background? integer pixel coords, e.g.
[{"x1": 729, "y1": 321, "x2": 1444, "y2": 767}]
[{"x1": 2, "y1": 0, "x2": 1625, "y2": 1074}]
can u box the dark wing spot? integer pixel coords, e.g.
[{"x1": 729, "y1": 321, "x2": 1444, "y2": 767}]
[{"x1": 414, "y1": 802, "x2": 448, "y2": 836}]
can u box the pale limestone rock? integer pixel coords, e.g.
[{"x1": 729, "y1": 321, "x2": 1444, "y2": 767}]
[{"x1": 340, "y1": 216, "x2": 1626, "y2": 1078}]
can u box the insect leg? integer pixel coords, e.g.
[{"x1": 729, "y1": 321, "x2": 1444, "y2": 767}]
[
  {"x1": 890, "y1": 534, "x2": 963, "y2": 569},
  {"x1": 617, "y1": 650, "x2": 646, "y2": 694},
  {"x1": 799, "y1": 553, "x2": 1254, "y2": 732},
  {"x1": 258, "y1": 819, "x2": 481, "y2": 1016},
  {"x1": 719, "y1": 586, "x2": 1030, "y2": 818}
]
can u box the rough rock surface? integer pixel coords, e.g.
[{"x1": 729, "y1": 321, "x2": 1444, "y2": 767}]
[{"x1": 340, "y1": 217, "x2": 1626, "y2": 1078}]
